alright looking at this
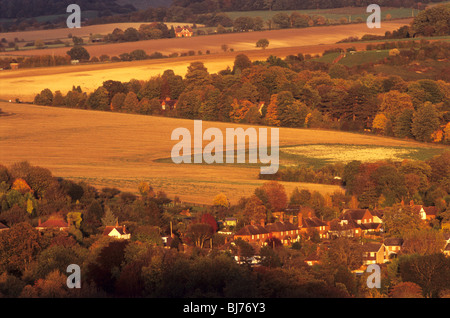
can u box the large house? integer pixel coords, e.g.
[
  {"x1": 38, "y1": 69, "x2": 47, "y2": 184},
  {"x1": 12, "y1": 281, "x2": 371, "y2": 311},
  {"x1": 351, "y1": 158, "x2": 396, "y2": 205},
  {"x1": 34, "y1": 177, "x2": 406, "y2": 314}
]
[{"x1": 363, "y1": 243, "x2": 386, "y2": 265}]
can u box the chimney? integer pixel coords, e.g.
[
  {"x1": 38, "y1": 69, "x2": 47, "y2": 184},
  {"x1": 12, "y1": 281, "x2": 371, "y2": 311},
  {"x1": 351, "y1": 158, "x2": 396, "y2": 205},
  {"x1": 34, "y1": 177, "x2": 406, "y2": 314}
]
[
  {"x1": 297, "y1": 213, "x2": 303, "y2": 228},
  {"x1": 409, "y1": 200, "x2": 414, "y2": 206},
  {"x1": 289, "y1": 215, "x2": 294, "y2": 224},
  {"x1": 38, "y1": 218, "x2": 41, "y2": 227},
  {"x1": 260, "y1": 219, "x2": 265, "y2": 227}
]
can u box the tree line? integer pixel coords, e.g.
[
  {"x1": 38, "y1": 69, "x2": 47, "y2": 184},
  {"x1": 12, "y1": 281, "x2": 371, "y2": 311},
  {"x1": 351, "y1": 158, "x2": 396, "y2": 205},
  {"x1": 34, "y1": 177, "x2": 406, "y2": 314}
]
[{"x1": 34, "y1": 40, "x2": 450, "y2": 144}]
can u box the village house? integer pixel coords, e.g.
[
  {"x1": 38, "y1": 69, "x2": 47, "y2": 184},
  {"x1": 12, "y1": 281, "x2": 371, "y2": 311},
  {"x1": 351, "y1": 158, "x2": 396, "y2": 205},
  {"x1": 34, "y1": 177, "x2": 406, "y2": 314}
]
[
  {"x1": 409, "y1": 201, "x2": 437, "y2": 220},
  {"x1": 383, "y1": 237, "x2": 403, "y2": 259},
  {"x1": 160, "y1": 97, "x2": 177, "y2": 111},
  {"x1": 175, "y1": 26, "x2": 194, "y2": 37},
  {"x1": 233, "y1": 221, "x2": 270, "y2": 245},
  {"x1": 103, "y1": 222, "x2": 131, "y2": 240},
  {"x1": 363, "y1": 243, "x2": 386, "y2": 265},
  {"x1": 299, "y1": 213, "x2": 330, "y2": 239},
  {"x1": 265, "y1": 221, "x2": 300, "y2": 246}
]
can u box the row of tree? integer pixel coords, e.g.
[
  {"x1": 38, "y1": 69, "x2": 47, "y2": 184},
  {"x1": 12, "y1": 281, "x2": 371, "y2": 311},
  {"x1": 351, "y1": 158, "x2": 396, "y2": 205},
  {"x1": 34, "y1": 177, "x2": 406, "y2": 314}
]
[{"x1": 34, "y1": 41, "x2": 450, "y2": 143}]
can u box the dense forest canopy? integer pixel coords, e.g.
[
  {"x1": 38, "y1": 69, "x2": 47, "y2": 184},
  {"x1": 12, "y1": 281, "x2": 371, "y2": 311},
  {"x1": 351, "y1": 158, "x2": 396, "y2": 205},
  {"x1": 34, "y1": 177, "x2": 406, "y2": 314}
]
[{"x1": 1, "y1": 0, "x2": 448, "y2": 19}]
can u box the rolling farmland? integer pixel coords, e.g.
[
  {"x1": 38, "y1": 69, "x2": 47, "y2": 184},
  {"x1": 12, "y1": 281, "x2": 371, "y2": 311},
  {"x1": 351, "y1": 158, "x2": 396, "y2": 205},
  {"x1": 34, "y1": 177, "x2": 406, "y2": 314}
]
[
  {"x1": 0, "y1": 19, "x2": 412, "y2": 102},
  {"x1": 0, "y1": 102, "x2": 445, "y2": 204}
]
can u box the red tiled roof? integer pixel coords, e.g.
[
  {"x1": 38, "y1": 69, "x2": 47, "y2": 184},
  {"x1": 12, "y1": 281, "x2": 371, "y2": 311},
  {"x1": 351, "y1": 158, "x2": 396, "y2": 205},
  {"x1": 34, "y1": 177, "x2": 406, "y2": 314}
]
[
  {"x1": 265, "y1": 221, "x2": 298, "y2": 232},
  {"x1": 235, "y1": 224, "x2": 269, "y2": 236},
  {"x1": 302, "y1": 217, "x2": 327, "y2": 228},
  {"x1": 39, "y1": 218, "x2": 68, "y2": 228},
  {"x1": 342, "y1": 209, "x2": 370, "y2": 220}
]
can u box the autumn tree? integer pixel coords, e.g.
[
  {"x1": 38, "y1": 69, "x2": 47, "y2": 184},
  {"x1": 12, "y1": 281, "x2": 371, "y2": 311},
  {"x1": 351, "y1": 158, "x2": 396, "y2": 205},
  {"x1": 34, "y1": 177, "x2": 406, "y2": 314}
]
[
  {"x1": 232, "y1": 54, "x2": 253, "y2": 74},
  {"x1": 213, "y1": 193, "x2": 229, "y2": 208},
  {"x1": 256, "y1": 38, "x2": 269, "y2": 50},
  {"x1": 66, "y1": 46, "x2": 90, "y2": 61},
  {"x1": 259, "y1": 181, "x2": 288, "y2": 212},
  {"x1": 34, "y1": 88, "x2": 53, "y2": 105},
  {"x1": 87, "y1": 87, "x2": 109, "y2": 111},
  {"x1": 122, "y1": 91, "x2": 139, "y2": 113},
  {"x1": 186, "y1": 223, "x2": 214, "y2": 248},
  {"x1": 0, "y1": 222, "x2": 43, "y2": 275},
  {"x1": 378, "y1": 90, "x2": 414, "y2": 120},
  {"x1": 243, "y1": 195, "x2": 267, "y2": 224},
  {"x1": 389, "y1": 282, "x2": 423, "y2": 298},
  {"x1": 411, "y1": 102, "x2": 441, "y2": 142},
  {"x1": 382, "y1": 204, "x2": 425, "y2": 238}
]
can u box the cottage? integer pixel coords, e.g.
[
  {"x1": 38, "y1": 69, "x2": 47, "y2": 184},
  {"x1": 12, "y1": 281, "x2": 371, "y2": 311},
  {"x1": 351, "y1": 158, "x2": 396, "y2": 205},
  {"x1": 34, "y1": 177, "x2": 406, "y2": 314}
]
[
  {"x1": 410, "y1": 201, "x2": 437, "y2": 220},
  {"x1": 36, "y1": 217, "x2": 69, "y2": 231},
  {"x1": 103, "y1": 223, "x2": 131, "y2": 240}
]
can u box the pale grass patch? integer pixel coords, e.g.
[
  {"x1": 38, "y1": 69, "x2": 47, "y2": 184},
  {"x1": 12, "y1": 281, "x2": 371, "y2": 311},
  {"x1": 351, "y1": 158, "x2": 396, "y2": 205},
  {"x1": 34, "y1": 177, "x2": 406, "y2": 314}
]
[{"x1": 282, "y1": 144, "x2": 417, "y2": 163}]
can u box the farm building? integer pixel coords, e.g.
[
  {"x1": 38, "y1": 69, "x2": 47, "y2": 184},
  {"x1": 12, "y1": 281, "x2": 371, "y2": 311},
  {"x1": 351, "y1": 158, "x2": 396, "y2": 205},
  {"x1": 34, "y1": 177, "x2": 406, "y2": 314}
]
[{"x1": 175, "y1": 26, "x2": 194, "y2": 37}]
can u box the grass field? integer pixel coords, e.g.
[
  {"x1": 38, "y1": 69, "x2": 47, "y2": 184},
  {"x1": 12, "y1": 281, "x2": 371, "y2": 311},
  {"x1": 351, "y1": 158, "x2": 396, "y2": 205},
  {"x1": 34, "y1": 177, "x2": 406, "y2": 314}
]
[{"x1": 0, "y1": 102, "x2": 446, "y2": 205}]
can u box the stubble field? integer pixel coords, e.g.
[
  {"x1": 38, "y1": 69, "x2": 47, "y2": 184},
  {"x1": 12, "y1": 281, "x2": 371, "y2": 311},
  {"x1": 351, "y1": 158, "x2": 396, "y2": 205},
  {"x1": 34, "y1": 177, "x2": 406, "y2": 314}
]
[{"x1": 0, "y1": 102, "x2": 445, "y2": 205}]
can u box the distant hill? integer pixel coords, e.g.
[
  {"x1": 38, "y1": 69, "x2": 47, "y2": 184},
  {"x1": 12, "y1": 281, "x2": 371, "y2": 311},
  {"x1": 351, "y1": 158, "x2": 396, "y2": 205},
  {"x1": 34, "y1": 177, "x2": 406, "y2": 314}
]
[
  {"x1": 171, "y1": 0, "x2": 446, "y2": 13},
  {"x1": 116, "y1": 0, "x2": 173, "y2": 10},
  {"x1": 0, "y1": 0, "x2": 137, "y2": 19}
]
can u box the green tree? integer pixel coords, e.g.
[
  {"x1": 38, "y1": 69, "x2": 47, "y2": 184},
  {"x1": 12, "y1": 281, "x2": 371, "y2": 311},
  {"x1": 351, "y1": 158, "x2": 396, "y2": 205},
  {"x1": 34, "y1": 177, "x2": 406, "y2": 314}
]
[
  {"x1": 87, "y1": 87, "x2": 109, "y2": 111},
  {"x1": 34, "y1": 88, "x2": 53, "y2": 106},
  {"x1": 66, "y1": 46, "x2": 90, "y2": 61},
  {"x1": 411, "y1": 102, "x2": 441, "y2": 142}
]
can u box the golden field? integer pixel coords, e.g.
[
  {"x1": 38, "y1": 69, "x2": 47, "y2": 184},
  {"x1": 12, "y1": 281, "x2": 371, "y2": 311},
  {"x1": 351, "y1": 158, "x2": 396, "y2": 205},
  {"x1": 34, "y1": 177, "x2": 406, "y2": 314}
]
[
  {"x1": 0, "y1": 102, "x2": 444, "y2": 205},
  {"x1": 0, "y1": 19, "x2": 412, "y2": 102}
]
